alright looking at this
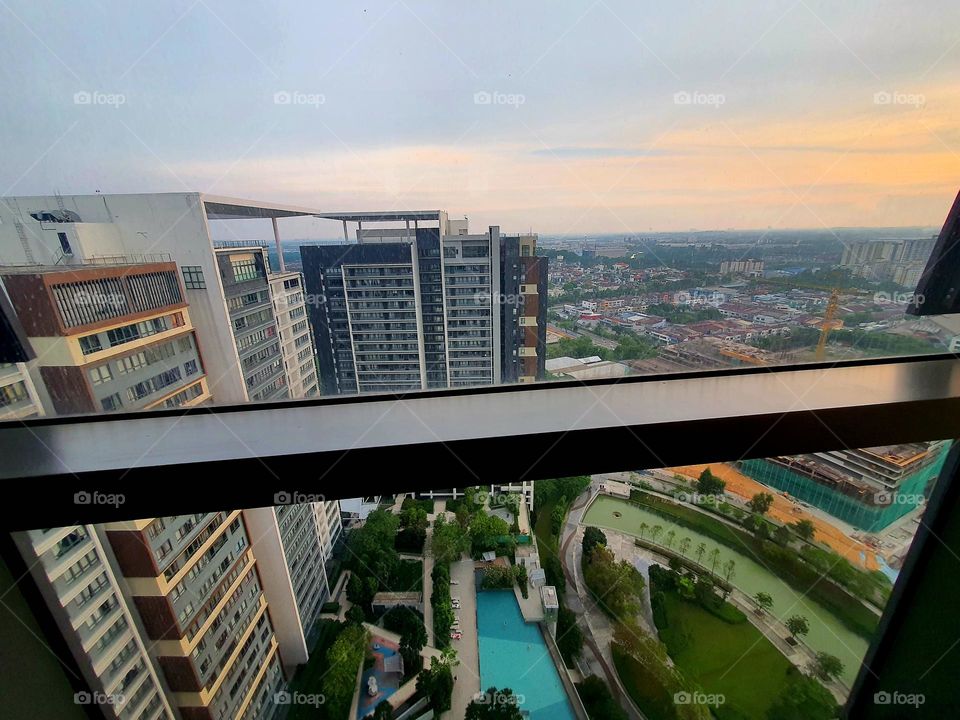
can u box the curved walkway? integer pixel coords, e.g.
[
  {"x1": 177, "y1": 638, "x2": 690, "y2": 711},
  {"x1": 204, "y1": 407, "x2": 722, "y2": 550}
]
[{"x1": 559, "y1": 485, "x2": 647, "y2": 720}]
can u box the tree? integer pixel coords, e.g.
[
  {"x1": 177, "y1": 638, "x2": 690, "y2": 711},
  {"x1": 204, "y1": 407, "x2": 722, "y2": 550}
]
[
  {"x1": 471, "y1": 513, "x2": 511, "y2": 553},
  {"x1": 767, "y1": 675, "x2": 838, "y2": 720},
  {"x1": 639, "y1": 522, "x2": 649, "y2": 540},
  {"x1": 400, "y1": 504, "x2": 429, "y2": 531},
  {"x1": 748, "y1": 492, "x2": 774, "y2": 515},
  {"x1": 695, "y1": 542, "x2": 707, "y2": 566},
  {"x1": 695, "y1": 467, "x2": 725, "y2": 496},
  {"x1": 678, "y1": 537, "x2": 691, "y2": 557},
  {"x1": 582, "y1": 527, "x2": 607, "y2": 557},
  {"x1": 345, "y1": 603, "x2": 366, "y2": 625},
  {"x1": 746, "y1": 513, "x2": 770, "y2": 540},
  {"x1": 556, "y1": 606, "x2": 583, "y2": 666},
  {"x1": 417, "y1": 660, "x2": 454, "y2": 714},
  {"x1": 812, "y1": 652, "x2": 844, "y2": 682},
  {"x1": 786, "y1": 614, "x2": 810, "y2": 641},
  {"x1": 583, "y1": 545, "x2": 646, "y2": 619},
  {"x1": 793, "y1": 519, "x2": 816, "y2": 542},
  {"x1": 575, "y1": 675, "x2": 628, "y2": 720},
  {"x1": 465, "y1": 688, "x2": 524, "y2": 720},
  {"x1": 432, "y1": 515, "x2": 469, "y2": 564},
  {"x1": 753, "y1": 591, "x2": 774, "y2": 616},
  {"x1": 722, "y1": 559, "x2": 736, "y2": 585},
  {"x1": 708, "y1": 547, "x2": 721, "y2": 574},
  {"x1": 774, "y1": 524, "x2": 793, "y2": 546},
  {"x1": 322, "y1": 624, "x2": 369, "y2": 719},
  {"x1": 347, "y1": 573, "x2": 378, "y2": 616},
  {"x1": 650, "y1": 525, "x2": 663, "y2": 544},
  {"x1": 664, "y1": 529, "x2": 676, "y2": 549},
  {"x1": 371, "y1": 700, "x2": 394, "y2": 719}
]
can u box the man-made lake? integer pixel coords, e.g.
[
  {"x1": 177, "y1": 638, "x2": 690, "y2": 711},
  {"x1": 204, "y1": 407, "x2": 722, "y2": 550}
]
[{"x1": 583, "y1": 495, "x2": 871, "y2": 685}]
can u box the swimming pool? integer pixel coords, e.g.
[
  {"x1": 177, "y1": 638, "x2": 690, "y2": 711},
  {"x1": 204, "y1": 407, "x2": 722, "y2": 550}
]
[{"x1": 476, "y1": 590, "x2": 575, "y2": 720}]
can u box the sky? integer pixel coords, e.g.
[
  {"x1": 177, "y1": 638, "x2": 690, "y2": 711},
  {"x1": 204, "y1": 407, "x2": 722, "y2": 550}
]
[{"x1": 2, "y1": 0, "x2": 960, "y2": 237}]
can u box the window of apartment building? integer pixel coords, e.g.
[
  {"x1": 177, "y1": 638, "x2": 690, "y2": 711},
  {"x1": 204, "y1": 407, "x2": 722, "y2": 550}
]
[
  {"x1": 99, "y1": 393, "x2": 122, "y2": 413},
  {"x1": 56, "y1": 231, "x2": 72, "y2": 255},
  {"x1": 184, "y1": 359, "x2": 198, "y2": 376},
  {"x1": 291, "y1": 319, "x2": 308, "y2": 334},
  {"x1": 294, "y1": 334, "x2": 310, "y2": 349},
  {"x1": 283, "y1": 277, "x2": 299, "y2": 289},
  {"x1": 182, "y1": 266, "x2": 206, "y2": 289},
  {"x1": 231, "y1": 258, "x2": 259, "y2": 283},
  {"x1": 163, "y1": 382, "x2": 203, "y2": 407},
  {"x1": 115, "y1": 352, "x2": 146, "y2": 375},
  {"x1": 0, "y1": 381, "x2": 28, "y2": 407},
  {"x1": 146, "y1": 518, "x2": 165, "y2": 539},
  {"x1": 78, "y1": 334, "x2": 103, "y2": 355},
  {"x1": 155, "y1": 539, "x2": 172, "y2": 562},
  {"x1": 88, "y1": 364, "x2": 112, "y2": 386},
  {"x1": 144, "y1": 342, "x2": 175, "y2": 364}
]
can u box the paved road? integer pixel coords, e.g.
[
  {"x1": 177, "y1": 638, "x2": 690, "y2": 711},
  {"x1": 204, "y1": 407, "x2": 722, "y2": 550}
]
[{"x1": 447, "y1": 558, "x2": 480, "y2": 719}]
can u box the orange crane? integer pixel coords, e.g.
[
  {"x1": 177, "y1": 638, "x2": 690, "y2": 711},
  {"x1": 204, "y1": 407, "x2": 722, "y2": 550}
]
[{"x1": 815, "y1": 289, "x2": 842, "y2": 360}]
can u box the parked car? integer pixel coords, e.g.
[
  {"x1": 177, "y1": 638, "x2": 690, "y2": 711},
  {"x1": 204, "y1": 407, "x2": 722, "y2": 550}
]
[
  {"x1": 450, "y1": 631, "x2": 463, "y2": 640},
  {"x1": 451, "y1": 580, "x2": 460, "y2": 585}
]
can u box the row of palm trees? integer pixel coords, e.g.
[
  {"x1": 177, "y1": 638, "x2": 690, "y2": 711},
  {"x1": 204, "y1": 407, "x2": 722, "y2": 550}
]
[{"x1": 636, "y1": 521, "x2": 735, "y2": 584}]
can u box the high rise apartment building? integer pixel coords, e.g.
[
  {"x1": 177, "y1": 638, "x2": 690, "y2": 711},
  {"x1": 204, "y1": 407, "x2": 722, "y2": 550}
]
[
  {"x1": 14, "y1": 503, "x2": 342, "y2": 720},
  {"x1": 0, "y1": 361, "x2": 44, "y2": 420},
  {"x1": 0, "y1": 194, "x2": 321, "y2": 405},
  {"x1": 300, "y1": 213, "x2": 548, "y2": 395},
  {"x1": 268, "y1": 271, "x2": 319, "y2": 398},
  {"x1": 13, "y1": 526, "x2": 178, "y2": 720},
  {"x1": 0, "y1": 262, "x2": 210, "y2": 414}
]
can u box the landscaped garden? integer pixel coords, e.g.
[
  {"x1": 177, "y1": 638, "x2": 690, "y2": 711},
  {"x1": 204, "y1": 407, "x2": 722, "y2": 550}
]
[{"x1": 648, "y1": 564, "x2": 839, "y2": 720}]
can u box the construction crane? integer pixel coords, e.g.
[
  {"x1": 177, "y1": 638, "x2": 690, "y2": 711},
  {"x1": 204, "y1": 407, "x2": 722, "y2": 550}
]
[{"x1": 815, "y1": 288, "x2": 842, "y2": 360}]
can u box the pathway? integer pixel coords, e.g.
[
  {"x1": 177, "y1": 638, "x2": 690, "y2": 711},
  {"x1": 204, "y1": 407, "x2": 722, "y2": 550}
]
[
  {"x1": 559, "y1": 482, "x2": 646, "y2": 720},
  {"x1": 447, "y1": 558, "x2": 480, "y2": 719}
]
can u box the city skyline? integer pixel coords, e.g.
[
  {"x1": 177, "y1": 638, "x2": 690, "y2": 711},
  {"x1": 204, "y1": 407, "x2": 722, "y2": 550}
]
[{"x1": 3, "y1": 1, "x2": 960, "y2": 235}]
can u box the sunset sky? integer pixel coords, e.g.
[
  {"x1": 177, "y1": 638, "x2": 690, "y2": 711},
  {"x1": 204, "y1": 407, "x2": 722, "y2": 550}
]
[{"x1": 3, "y1": 1, "x2": 960, "y2": 236}]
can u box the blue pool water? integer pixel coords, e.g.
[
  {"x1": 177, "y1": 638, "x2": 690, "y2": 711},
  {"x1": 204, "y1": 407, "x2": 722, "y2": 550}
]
[{"x1": 476, "y1": 591, "x2": 576, "y2": 720}]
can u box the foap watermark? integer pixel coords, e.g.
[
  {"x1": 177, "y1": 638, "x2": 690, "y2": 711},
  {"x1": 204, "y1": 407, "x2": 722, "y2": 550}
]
[
  {"x1": 873, "y1": 91, "x2": 925, "y2": 109},
  {"x1": 74, "y1": 90, "x2": 126, "y2": 108},
  {"x1": 874, "y1": 291, "x2": 924, "y2": 308},
  {"x1": 274, "y1": 90, "x2": 325, "y2": 108},
  {"x1": 274, "y1": 491, "x2": 325, "y2": 505},
  {"x1": 473, "y1": 90, "x2": 525, "y2": 108},
  {"x1": 874, "y1": 690, "x2": 925, "y2": 708},
  {"x1": 674, "y1": 691, "x2": 725, "y2": 707},
  {"x1": 473, "y1": 291, "x2": 524, "y2": 306},
  {"x1": 75, "y1": 290, "x2": 126, "y2": 308},
  {"x1": 472, "y1": 690, "x2": 525, "y2": 707},
  {"x1": 874, "y1": 491, "x2": 924, "y2": 507},
  {"x1": 673, "y1": 90, "x2": 725, "y2": 108},
  {"x1": 74, "y1": 691, "x2": 125, "y2": 707},
  {"x1": 675, "y1": 491, "x2": 724, "y2": 506},
  {"x1": 274, "y1": 691, "x2": 326, "y2": 707},
  {"x1": 74, "y1": 491, "x2": 125, "y2": 508}
]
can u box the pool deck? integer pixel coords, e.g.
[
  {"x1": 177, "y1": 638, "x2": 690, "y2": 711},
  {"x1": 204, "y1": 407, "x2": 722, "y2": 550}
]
[{"x1": 447, "y1": 557, "x2": 481, "y2": 719}]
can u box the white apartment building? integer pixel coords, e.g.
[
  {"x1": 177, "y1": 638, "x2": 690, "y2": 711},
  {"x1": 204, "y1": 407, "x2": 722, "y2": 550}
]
[
  {"x1": 0, "y1": 194, "x2": 327, "y2": 405},
  {"x1": 13, "y1": 526, "x2": 177, "y2": 720},
  {"x1": 0, "y1": 361, "x2": 44, "y2": 420},
  {"x1": 268, "y1": 271, "x2": 319, "y2": 398}
]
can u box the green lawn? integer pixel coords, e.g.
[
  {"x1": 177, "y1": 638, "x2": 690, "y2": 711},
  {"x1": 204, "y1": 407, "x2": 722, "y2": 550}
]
[
  {"x1": 656, "y1": 590, "x2": 793, "y2": 719},
  {"x1": 389, "y1": 558, "x2": 424, "y2": 592},
  {"x1": 286, "y1": 619, "x2": 343, "y2": 720}
]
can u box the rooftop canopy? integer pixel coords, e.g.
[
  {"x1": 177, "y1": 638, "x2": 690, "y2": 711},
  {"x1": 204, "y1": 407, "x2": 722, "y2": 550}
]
[{"x1": 200, "y1": 194, "x2": 442, "y2": 223}]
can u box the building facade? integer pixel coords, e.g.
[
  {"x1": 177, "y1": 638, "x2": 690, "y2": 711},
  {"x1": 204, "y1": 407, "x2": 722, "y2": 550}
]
[
  {"x1": 0, "y1": 361, "x2": 44, "y2": 419},
  {"x1": 13, "y1": 526, "x2": 178, "y2": 720},
  {"x1": 301, "y1": 215, "x2": 548, "y2": 395},
  {"x1": 1, "y1": 262, "x2": 210, "y2": 414},
  {"x1": 268, "y1": 271, "x2": 319, "y2": 398}
]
